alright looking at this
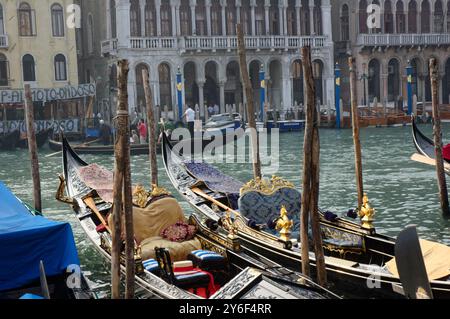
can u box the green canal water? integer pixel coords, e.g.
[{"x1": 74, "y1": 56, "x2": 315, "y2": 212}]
[{"x1": 2, "y1": 123, "x2": 450, "y2": 297}]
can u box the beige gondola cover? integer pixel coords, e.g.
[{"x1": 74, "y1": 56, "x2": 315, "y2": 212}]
[{"x1": 386, "y1": 239, "x2": 450, "y2": 280}]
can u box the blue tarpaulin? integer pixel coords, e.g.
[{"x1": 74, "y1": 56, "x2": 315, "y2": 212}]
[{"x1": 0, "y1": 182, "x2": 79, "y2": 291}]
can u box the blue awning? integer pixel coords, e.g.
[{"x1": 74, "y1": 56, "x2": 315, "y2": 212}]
[{"x1": 0, "y1": 182, "x2": 79, "y2": 291}]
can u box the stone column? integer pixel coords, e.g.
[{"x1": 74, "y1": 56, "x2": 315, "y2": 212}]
[
  {"x1": 439, "y1": 73, "x2": 444, "y2": 104},
  {"x1": 392, "y1": 7, "x2": 397, "y2": 34},
  {"x1": 107, "y1": 0, "x2": 112, "y2": 39},
  {"x1": 175, "y1": 2, "x2": 181, "y2": 35},
  {"x1": 265, "y1": 3, "x2": 270, "y2": 35},
  {"x1": 381, "y1": 73, "x2": 388, "y2": 108},
  {"x1": 219, "y1": 81, "x2": 225, "y2": 113},
  {"x1": 171, "y1": 0, "x2": 177, "y2": 36},
  {"x1": 190, "y1": 2, "x2": 196, "y2": 35},
  {"x1": 417, "y1": 8, "x2": 421, "y2": 33},
  {"x1": 236, "y1": 2, "x2": 241, "y2": 23},
  {"x1": 206, "y1": 0, "x2": 212, "y2": 36},
  {"x1": 116, "y1": 0, "x2": 131, "y2": 48},
  {"x1": 296, "y1": 2, "x2": 301, "y2": 35},
  {"x1": 221, "y1": 0, "x2": 227, "y2": 36},
  {"x1": 127, "y1": 62, "x2": 137, "y2": 112},
  {"x1": 444, "y1": 6, "x2": 448, "y2": 32},
  {"x1": 282, "y1": 59, "x2": 291, "y2": 111},
  {"x1": 140, "y1": 0, "x2": 146, "y2": 36},
  {"x1": 251, "y1": 0, "x2": 256, "y2": 35},
  {"x1": 405, "y1": 8, "x2": 409, "y2": 33},
  {"x1": 198, "y1": 81, "x2": 205, "y2": 114},
  {"x1": 156, "y1": 0, "x2": 162, "y2": 36},
  {"x1": 309, "y1": 0, "x2": 314, "y2": 35},
  {"x1": 431, "y1": 8, "x2": 435, "y2": 33},
  {"x1": 283, "y1": 3, "x2": 288, "y2": 36},
  {"x1": 321, "y1": 0, "x2": 332, "y2": 42},
  {"x1": 278, "y1": 4, "x2": 284, "y2": 35}
]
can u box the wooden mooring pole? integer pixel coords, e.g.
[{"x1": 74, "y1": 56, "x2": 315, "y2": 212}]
[
  {"x1": 111, "y1": 60, "x2": 135, "y2": 299},
  {"x1": 24, "y1": 84, "x2": 42, "y2": 213},
  {"x1": 301, "y1": 47, "x2": 327, "y2": 285},
  {"x1": 429, "y1": 58, "x2": 450, "y2": 216},
  {"x1": 349, "y1": 57, "x2": 364, "y2": 208},
  {"x1": 142, "y1": 68, "x2": 158, "y2": 186},
  {"x1": 236, "y1": 23, "x2": 261, "y2": 179}
]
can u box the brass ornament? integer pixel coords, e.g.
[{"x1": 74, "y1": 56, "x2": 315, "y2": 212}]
[
  {"x1": 275, "y1": 205, "x2": 294, "y2": 242},
  {"x1": 358, "y1": 193, "x2": 375, "y2": 230},
  {"x1": 132, "y1": 184, "x2": 150, "y2": 208},
  {"x1": 150, "y1": 184, "x2": 171, "y2": 197},
  {"x1": 240, "y1": 175, "x2": 295, "y2": 196}
]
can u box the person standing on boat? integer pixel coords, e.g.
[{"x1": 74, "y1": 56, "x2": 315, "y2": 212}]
[
  {"x1": 138, "y1": 119, "x2": 147, "y2": 144},
  {"x1": 99, "y1": 120, "x2": 111, "y2": 145},
  {"x1": 183, "y1": 105, "x2": 195, "y2": 137}
]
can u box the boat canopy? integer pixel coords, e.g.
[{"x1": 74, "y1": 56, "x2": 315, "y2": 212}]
[{"x1": 0, "y1": 182, "x2": 79, "y2": 291}]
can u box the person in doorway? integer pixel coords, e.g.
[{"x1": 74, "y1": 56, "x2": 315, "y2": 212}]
[
  {"x1": 213, "y1": 103, "x2": 219, "y2": 115},
  {"x1": 208, "y1": 105, "x2": 214, "y2": 117},
  {"x1": 183, "y1": 105, "x2": 196, "y2": 137},
  {"x1": 99, "y1": 120, "x2": 112, "y2": 145},
  {"x1": 137, "y1": 119, "x2": 147, "y2": 144}
]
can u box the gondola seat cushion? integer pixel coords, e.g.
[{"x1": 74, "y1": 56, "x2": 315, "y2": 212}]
[
  {"x1": 187, "y1": 250, "x2": 227, "y2": 270},
  {"x1": 142, "y1": 258, "x2": 160, "y2": 274},
  {"x1": 140, "y1": 236, "x2": 202, "y2": 262},
  {"x1": 238, "y1": 187, "x2": 301, "y2": 232},
  {"x1": 108, "y1": 197, "x2": 186, "y2": 244},
  {"x1": 172, "y1": 261, "x2": 211, "y2": 288}
]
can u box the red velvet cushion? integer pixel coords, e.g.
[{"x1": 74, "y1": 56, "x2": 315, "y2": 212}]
[{"x1": 160, "y1": 221, "x2": 197, "y2": 242}]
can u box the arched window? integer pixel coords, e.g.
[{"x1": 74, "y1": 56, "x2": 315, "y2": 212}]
[
  {"x1": 87, "y1": 14, "x2": 94, "y2": 53},
  {"x1": 18, "y1": 2, "x2": 36, "y2": 36},
  {"x1": 0, "y1": 54, "x2": 9, "y2": 86},
  {"x1": 292, "y1": 60, "x2": 304, "y2": 104},
  {"x1": 54, "y1": 54, "x2": 67, "y2": 81},
  {"x1": 110, "y1": 64, "x2": 117, "y2": 89},
  {"x1": 226, "y1": 2, "x2": 236, "y2": 35},
  {"x1": 359, "y1": 0, "x2": 367, "y2": 33},
  {"x1": 368, "y1": 59, "x2": 380, "y2": 102},
  {"x1": 158, "y1": 63, "x2": 172, "y2": 110},
  {"x1": 130, "y1": 0, "x2": 141, "y2": 37},
  {"x1": 180, "y1": 0, "x2": 191, "y2": 35},
  {"x1": 434, "y1": 0, "x2": 444, "y2": 33},
  {"x1": 196, "y1": 0, "x2": 206, "y2": 35},
  {"x1": 160, "y1": 0, "x2": 172, "y2": 36},
  {"x1": 0, "y1": 4, "x2": 5, "y2": 35},
  {"x1": 211, "y1": 0, "x2": 222, "y2": 36},
  {"x1": 384, "y1": 0, "x2": 393, "y2": 33},
  {"x1": 135, "y1": 63, "x2": 149, "y2": 110},
  {"x1": 145, "y1": 0, "x2": 156, "y2": 36},
  {"x1": 22, "y1": 54, "x2": 36, "y2": 82},
  {"x1": 240, "y1": 0, "x2": 251, "y2": 35},
  {"x1": 255, "y1": 0, "x2": 265, "y2": 35},
  {"x1": 287, "y1": 0, "x2": 297, "y2": 35},
  {"x1": 340, "y1": 4, "x2": 349, "y2": 40},
  {"x1": 408, "y1": 0, "x2": 417, "y2": 33},
  {"x1": 301, "y1": 0, "x2": 310, "y2": 35},
  {"x1": 51, "y1": 3, "x2": 65, "y2": 37},
  {"x1": 421, "y1": 0, "x2": 430, "y2": 33},
  {"x1": 313, "y1": 0, "x2": 322, "y2": 35},
  {"x1": 269, "y1": 0, "x2": 279, "y2": 35},
  {"x1": 396, "y1": 1, "x2": 405, "y2": 33},
  {"x1": 110, "y1": 0, "x2": 117, "y2": 38}
]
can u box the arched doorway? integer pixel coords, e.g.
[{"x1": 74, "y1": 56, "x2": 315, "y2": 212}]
[
  {"x1": 269, "y1": 60, "x2": 282, "y2": 110},
  {"x1": 204, "y1": 61, "x2": 219, "y2": 108},
  {"x1": 312, "y1": 60, "x2": 323, "y2": 105},
  {"x1": 387, "y1": 59, "x2": 400, "y2": 102},
  {"x1": 225, "y1": 61, "x2": 242, "y2": 106},
  {"x1": 292, "y1": 59, "x2": 304, "y2": 105},
  {"x1": 135, "y1": 63, "x2": 149, "y2": 112},
  {"x1": 368, "y1": 59, "x2": 381, "y2": 103},
  {"x1": 158, "y1": 63, "x2": 172, "y2": 110},
  {"x1": 183, "y1": 62, "x2": 199, "y2": 107},
  {"x1": 444, "y1": 59, "x2": 450, "y2": 104}
]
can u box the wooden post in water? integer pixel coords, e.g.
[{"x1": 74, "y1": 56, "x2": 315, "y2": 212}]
[
  {"x1": 349, "y1": 57, "x2": 364, "y2": 208},
  {"x1": 301, "y1": 47, "x2": 327, "y2": 285},
  {"x1": 429, "y1": 58, "x2": 450, "y2": 216},
  {"x1": 236, "y1": 23, "x2": 261, "y2": 179},
  {"x1": 142, "y1": 68, "x2": 158, "y2": 186},
  {"x1": 111, "y1": 60, "x2": 135, "y2": 299},
  {"x1": 24, "y1": 84, "x2": 42, "y2": 213}
]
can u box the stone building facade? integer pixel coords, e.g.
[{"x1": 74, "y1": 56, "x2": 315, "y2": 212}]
[
  {"x1": 332, "y1": 0, "x2": 450, "y2": 110},
  {"x1": 95, "y1": 0, "x2": 335, "y2": 119}
]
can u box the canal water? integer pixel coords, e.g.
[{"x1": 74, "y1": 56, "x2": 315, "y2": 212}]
[{"x1": 2, "y1": 123, "x2": 450, "y2": 297}]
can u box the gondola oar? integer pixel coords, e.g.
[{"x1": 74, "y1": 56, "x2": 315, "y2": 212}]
[
  {"x1": 45, "y1": 138, "x2": 101, "y2": 158},
  {"x1": 410, "y1": 153, "x2": 450, "y2": 174},
  {"x1": 395, "y1": 225, "x2": 433, "y2": 299}
]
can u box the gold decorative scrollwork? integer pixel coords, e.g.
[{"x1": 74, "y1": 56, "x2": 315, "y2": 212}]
[{"x1": 240, "y1": 175, "x2": 295, "y2": 196}]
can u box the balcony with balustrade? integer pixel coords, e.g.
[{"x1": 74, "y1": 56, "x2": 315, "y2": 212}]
[
  {"x1": 101, "y1": 35, "x2": 329, "y2": 56},
  {"x1": 357, "y1": 33, "x2": 450, "y2": 48}
]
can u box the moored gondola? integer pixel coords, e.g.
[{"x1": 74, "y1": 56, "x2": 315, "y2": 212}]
[
  {"x1": 411, "y1": 115, "x2": 441, "y2": 161},
  {"x1": 56, "y1": 137, "x2": 338, "y2": 299},
  {"x1": 161, "y1": 131, "x2": 450, "y2": 299},
  {"x1": 0, "y1": 130, "x2": 20, "y2": 151},
  {"x1": 17, "y1": 128, "x2": 53, "y2": 149},
  {"x1": 0, "y1": 181, "x2": 93, "y2": 299}
]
